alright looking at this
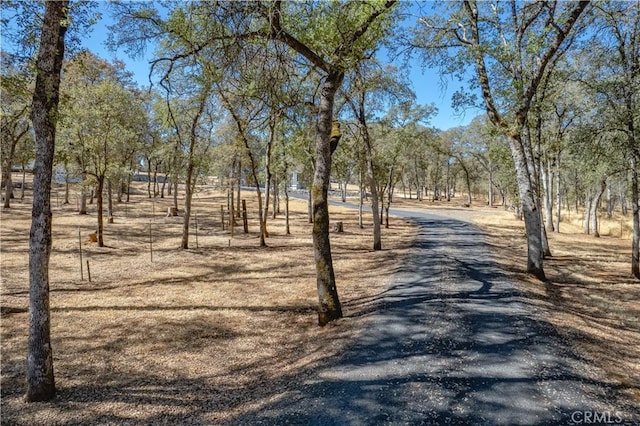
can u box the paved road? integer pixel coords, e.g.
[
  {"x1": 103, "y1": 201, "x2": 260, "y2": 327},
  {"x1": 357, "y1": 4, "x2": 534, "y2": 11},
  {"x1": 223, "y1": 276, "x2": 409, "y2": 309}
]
[{"x1": 228, "y1": 208, "x2": 636, "y2": 425}]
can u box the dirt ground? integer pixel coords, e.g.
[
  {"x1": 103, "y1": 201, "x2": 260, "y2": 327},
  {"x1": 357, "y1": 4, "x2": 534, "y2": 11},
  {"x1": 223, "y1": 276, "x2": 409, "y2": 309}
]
[
  {"x1": 0, "y1": 180, "x2": 415, "y2": 425},
  {"x1": 2, "y1": 181, "x2": 638, "y2": 424}
]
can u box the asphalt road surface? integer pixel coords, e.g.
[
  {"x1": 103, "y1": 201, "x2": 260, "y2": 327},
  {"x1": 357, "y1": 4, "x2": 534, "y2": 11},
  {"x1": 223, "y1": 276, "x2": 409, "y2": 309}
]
[{"x1": 227, "y1": 207, "x2": 638, "y2": 425}]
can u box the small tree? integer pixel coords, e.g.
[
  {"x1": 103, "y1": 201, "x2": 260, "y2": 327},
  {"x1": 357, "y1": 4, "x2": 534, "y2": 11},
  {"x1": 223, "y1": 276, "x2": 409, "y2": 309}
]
[
  {"x1": 1, "y1": 56, "x2": 32, "y2": 208},
  {"x1": 59, "y1": 52, "x2": 145, "y2": 246}
]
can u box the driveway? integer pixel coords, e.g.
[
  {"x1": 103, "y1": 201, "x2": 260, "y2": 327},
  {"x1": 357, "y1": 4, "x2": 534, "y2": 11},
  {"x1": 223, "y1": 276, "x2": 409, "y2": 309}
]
[{"x1": 226, "y1": 207, "x2": 636, "y2": 425}]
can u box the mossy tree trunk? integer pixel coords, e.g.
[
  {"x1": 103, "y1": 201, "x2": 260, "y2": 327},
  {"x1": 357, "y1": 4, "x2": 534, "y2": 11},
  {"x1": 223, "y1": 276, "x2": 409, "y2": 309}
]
[{"x1": 313, "y1": 71, "x2": 344, "y2": 326}]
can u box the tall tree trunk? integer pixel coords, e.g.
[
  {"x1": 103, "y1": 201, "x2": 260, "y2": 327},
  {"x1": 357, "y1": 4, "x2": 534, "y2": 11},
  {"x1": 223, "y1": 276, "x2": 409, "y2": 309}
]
[
  {"x1": 26, "y1": 0, "x2": 68, "y2": 402},
  {"x1": 79, "y1": 187, "x2": 87, "y2": 215},
  {"x1": 350, "y1": 94, "x2": 382, "y2": 250},
  {"x1": 365, "y1": 141, "x2": 381, "y2": 249},
  {"x1": 555, "y1": 156, "x2": 561, "y2": 233},
  {"x1": 508, "y1": 135, "x2": 546, "y2": 280},
  {"x1": 153, "y1": 161, "x2": 159, "y2": 197},
  {"x1": 488, "y1": 168, "x2": 494, "y2": 207},
  {"x1": 541, "y1": 158, "x2": 554, "y2": 232},
  {"x1": 446, "y1": 161, "x2": 451, "y2": 202},
  {"x1": 358, "y1": 167, "x2": 364, "y2": 229},
  {"x1": 584, "y1": 196, "x2": 592, "y2": 234},
  {"x1": 180, "y1": 88, "x2": 209, "y2": 249},
  {"x1": 460, "y1": 161, "x2": 472, "y2": 206},
  {"x1": 631, "y1": 154, "x2": 639, "y2": 278},
  {"x1": 107, "y1": 180, "x2": 114, "y2": 221},
  {"x1": 461, "y1": 0, "x2": 588, "y2": 280},
  {"x1": 524, "y1": 126, "x2": 551, "y2": 259},
  {"x1": 590, "y1": 177, "x2": 607, "y2": 237},
  {"x1": 219, "y1": 89, "x2": 266, "y2": 246},
  {"x1": 606, "y1": 186, "x2": 614, "y2": 219},
  {"x1": 181, "y1": 164, "x2": 194, "y2": 249},
  {"x1": 541, "y1": 216, "x2": 551, "y2": 258},
  {"x1": 21, "y1": 164, "x2": 26, "y2": 200},
  {"x1": 160, "y1": 173, "x2": 166, "y2": 199},
  {"x1": 262, "y1": 153, "x2": 271, "y2": 242},
  {"x1": 236, "y1": 160, "x2": 242, "y2": 218},
  {"x1": 146, "y1": 156, "x2": 152, "y2": 198},
  {"x1": 126, "y1": 160, "x2": 133, "y2": 203},
  {"x1": 262, "y1": 121, "x2": 275, "y2": 240},
  {"x1": 273, "y1": 175, "x2": 279, "y2": 218},
  {"x1": 307, "y1": 187, "x2": 313, "y2": 223},
  {"x1": 247, "y1": 154, "x2": 265, "y2": 246},
  {"x1": 96, "y1": 176, "x2": 105, "y2": 247},
  {"x1": 228, "y1": 167, "x2": 235, "y2": 234},
  {"x1": 3, "y1": 174, "x2": 13, "y2": 209},
  {"x1": 2, "y1": 137, "x2": 19, "y2": 208},
  {"x1": 313, "y1": 72, "x2": 343, "y2": 326},
  {"x1": 284, "y1": 176, "x2": 290, "y2": 235},
  {"x1": 385, "y1": 166, "x2": 394, "y2": 228},
  {"x1": 172, "y1": 180, "x2": 178, "y2": 211}
]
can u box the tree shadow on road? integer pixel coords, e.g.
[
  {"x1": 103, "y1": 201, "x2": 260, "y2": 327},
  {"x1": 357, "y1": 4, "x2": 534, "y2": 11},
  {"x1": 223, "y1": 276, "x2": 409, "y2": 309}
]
[{"x1": 224, "y1": 216, "x2": 637, "y2": 426}]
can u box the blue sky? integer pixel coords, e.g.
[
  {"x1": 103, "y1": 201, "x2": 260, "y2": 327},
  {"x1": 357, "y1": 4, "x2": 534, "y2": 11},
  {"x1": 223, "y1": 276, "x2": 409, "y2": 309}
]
[{"x1": 80, "y1": 2, "x2": 479, "y2": 131}]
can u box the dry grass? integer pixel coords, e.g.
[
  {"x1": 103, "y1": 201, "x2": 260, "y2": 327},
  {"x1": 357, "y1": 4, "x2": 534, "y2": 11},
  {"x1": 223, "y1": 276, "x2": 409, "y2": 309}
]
[
  {"x1": 1, "y1": 179, "x2": 415, "y2": 425},
  {"x1": 3, "y1": 181, "x2": 639, "y2": 423}
]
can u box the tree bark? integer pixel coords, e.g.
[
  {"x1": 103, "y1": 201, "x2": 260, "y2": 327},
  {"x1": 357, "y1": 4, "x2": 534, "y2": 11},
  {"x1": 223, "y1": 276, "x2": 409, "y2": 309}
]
[
  {"x1": 219, "y1": 89, "x2": 266, "y2": 246},
  {"x1": 541, "y1": 157, "x2": 554, "y2": 232},
  {"x1": 21, "y1": 164, "x2": 26, "y2": 200},
  {"x1": 26, "y1": 0, "x2": 68, "y2": 402},
  {"x1": 307, "y1": 187, "x2": 313, "y2": 223},
  {"x1": 459, "y1": 159, "x2": 472, "y2": 206},
  {"x1": 584, "y1": 196, "x2": 592, "y2": 234},
  {"x1": 313, "y1": 72, "x2": 343, "y2": 326},
  {"x1": 63, "y1": 163, "x2": 70, "y2": 204},
  {"x1": 79, "y1": 187, "x2": 87, "y2": 215},
  {"x1": 181, "y1": 163, "x2": 194, "y2": 249},
  {"x1": 261, "y1": 117, "x2": 276, "y2": 243},
  {"x1": 146, "y1": 156, "x2": 152, "y2": 198},
  {"x1": 180, "y1": 89, "x2": 208, "y2": 249},
  {"x1": 460, "y1": 0, "x2": 588, "y2": 280},
  {"x1": 3, "y1": 174, "x2": 13, "y2": 209},
  {"x1": 555, "y1": 155, "x2": 562, "y2": 233},
  {"x1": 273, "y1": 175, "x2": 279, "y2": 218},
  {"x1": 107, "y1": 180, "x2": 114, "y2": 222},
  {"x1": 237, "y1": 160, "x2": 242, "y2": 218},
  {"x1": 590, "y1": 177, "x2": 607, "y2": 237},
  {"x1": 152, "y1": 161, "x2": 159, "y2": 197},
  {"x1": 630, "y1": 154, "x2": 639, "y2": 278},
  {"x1": 350, "y1": 93, "x2": 382, "y2": 250},
  {"x1": 508, "y1": 135, "x2": 546, "y2": 280},
  {"x1": 358, "y1": 167, "x2": 364, "y2": 229},
  {"x1": 2, "y1": 136, "x2": 20, "y2": 208},
  {"x1": 488, "y1": 168, "x2": 494, "y2": 207},
  {"x1": 284, "y1": 177, "x2": 290, "y2": 235},
  {"x1": 96, "y1": 176, "x2": 105, "y2": 247},
  {"x1": 160, "y1": 174, "x2": 166, "y2": 198},
  {"x1": 172, "y1": 180, "x2": 178, "y2": 212}
]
